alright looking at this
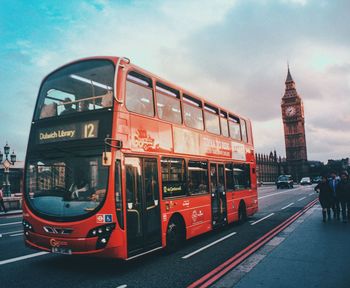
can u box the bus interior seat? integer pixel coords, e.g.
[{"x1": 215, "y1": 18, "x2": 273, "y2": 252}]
[
  {"x1": 40, "y1": 103, "x2": 57, "y2": 118},
  {"x1": 101, "y1": 91, "x2": 113, "y2": 107}
]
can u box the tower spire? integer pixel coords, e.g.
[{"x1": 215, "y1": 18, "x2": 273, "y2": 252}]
[{"x1": 286, "y1": 63, "x2": 294, "y2": 83}]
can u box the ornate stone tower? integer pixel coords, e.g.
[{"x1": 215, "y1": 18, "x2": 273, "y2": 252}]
[{"x1": 281, "y1": 66, "x2": 308, "y2": 181}]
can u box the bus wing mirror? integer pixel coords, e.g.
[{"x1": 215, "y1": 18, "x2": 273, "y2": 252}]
[
  {"x1": 105, "y1": 138, "x2": 123, "y2": 150},
  {"x1": 102, "y1": 152, "x2": 112, "y2": 166}
]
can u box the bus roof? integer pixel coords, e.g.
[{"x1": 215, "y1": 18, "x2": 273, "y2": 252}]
[{"x1": 48, "y1": 56, "x2": 252, "y2": 125}]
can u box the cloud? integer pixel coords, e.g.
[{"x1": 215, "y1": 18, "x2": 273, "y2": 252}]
[
  {"x1": 281, "y1": 0, "x2": 309, "y2": 5},
  {"x1": 1, "y1": 0, "x2": 350, "y2": 163}
]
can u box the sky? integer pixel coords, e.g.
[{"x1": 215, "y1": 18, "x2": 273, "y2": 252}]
[{"x1": 0, "y1": 0, "x2": 349, "y2": 163}]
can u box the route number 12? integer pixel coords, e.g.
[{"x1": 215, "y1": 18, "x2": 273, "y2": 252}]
[{"x1": 84, "y1": 123, "x2": 96, "y2": 138}]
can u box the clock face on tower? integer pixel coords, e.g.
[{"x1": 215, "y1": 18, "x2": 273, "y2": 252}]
[{"x1": 285, "y1": 106, "x2": 296, "y2": 116}]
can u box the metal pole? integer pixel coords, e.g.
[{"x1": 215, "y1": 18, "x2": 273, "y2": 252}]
[{"x1": 4, "y1": 167, "x2": 10, "y2": 197}]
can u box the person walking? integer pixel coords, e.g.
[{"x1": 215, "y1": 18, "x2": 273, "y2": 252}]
[
  {"x1": 347, "y1": 176, "x2": 350, "y2": 222},
  {"x1": 0, "y1": 186, "x2": 7, "y2": 213},
  {"x1": 329, "y1": 172, "x2": 340, "y2": 220},
  {"x1": 337, "y1": 171, "x2": 350, "y2": 223},
  {"x1": 315, "y1": 176, "x2": 333, "y2": 222}
]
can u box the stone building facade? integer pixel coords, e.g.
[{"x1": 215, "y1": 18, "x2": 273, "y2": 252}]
[{"x1": 256, "y1": 151, "x2": 287, "y2": 183}]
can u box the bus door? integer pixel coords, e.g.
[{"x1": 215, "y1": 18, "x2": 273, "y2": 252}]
[
  {"x1": 210, "y1": 163, "x2": 227, "y2": 228},
  {"x1": 125, "y1": 157, "x2": 161, "y2": 256}
]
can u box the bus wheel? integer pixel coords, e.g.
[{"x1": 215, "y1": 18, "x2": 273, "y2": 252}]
[
  {"x1": 166, "y1": 217, "x2": 184, "y2": 253},
  {"x1": 238, "y1": 202, "x2": 247, "y2": 224}
]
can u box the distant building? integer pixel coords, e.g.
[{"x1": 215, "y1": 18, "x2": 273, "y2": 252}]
[
  {"x1": 281, "y1": 66, "x2": 309, "y2": 181},
  {"x1": 326, "y1": 158, "x2": 349, "y2": 175},
  {"x1": 0, "y1": 160, "x2": 24, "y2": 194},
  {"x1": 308, "y1": 160, "x2": 325, "y2": 178},
  {"x1": 26, "y1": 162, "x2": 66, "y2": 193},
  {"x1": 256, "y1": 150, "x2": 287, "y2": 183}
]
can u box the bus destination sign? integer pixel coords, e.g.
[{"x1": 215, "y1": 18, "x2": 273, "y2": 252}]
[{"x1": 37, "y1": 121, "x2": 99, "y2": 144}]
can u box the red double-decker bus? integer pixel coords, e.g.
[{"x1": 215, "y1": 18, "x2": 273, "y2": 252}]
[{"x1": 23, "y1": 56, "x2": 257, "y2": 259}]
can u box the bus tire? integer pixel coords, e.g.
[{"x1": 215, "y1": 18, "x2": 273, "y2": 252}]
[
  {"x1": 166, "y1": 216, "x2": 185, "y2": 253},
  {"x1": 238, "y1": 202, "x2": 247, "y2": 224}
]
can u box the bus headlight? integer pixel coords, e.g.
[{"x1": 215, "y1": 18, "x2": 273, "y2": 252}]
[
  {"x1": 87, "y1": 223, "x2": 116, "y2": 249},
  {"x1": 22, "y1": 219, "x2": 34, "y2": 233}
]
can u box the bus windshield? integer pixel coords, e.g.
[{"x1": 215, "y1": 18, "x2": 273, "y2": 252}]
[
  {"x1": 25, "y1": 154, "x2": 109, "y2": 220},
  {"x1": 35, "y1": 59, "x2": 115, "y2": 120}
]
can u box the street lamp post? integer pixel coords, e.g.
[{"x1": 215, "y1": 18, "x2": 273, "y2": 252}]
[{"x1": 0, "y1": 142, "x2": 17, "y2": 197}]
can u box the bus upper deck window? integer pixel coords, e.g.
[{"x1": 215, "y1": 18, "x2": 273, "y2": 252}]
[
  {"x1": 183, "y1": 94, "x2": 204, "y2": 131},
  {"x1": 240, "y1": 119, "x2": 248, "y2": 143},
  {"x1": 229, "y1": 115, "x2": 242, "y2": 141},
  {"x1": 156, "y1": 82, "x2": 182, "y2": 124},
  {"x1": 204, "y1": 104, "x2": 220, "y2": 135},
  {"x1": 36, "y1": 60, "x2": 115, "y2": 120},
  {"x1": 220, "y1": 111, "x2": 229, "y2": 137},
  {"x1": 126, "y1": 72, "x2": 154, "y2": 117}
]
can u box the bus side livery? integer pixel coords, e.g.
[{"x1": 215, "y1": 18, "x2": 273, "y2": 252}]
[{"x1": 23, "y1": 56, "x2": 257, "y2": 260}]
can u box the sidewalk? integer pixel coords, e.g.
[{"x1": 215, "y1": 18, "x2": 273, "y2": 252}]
[{"x1": 214, "y1": 204, "x2": 350, "y2": 288}]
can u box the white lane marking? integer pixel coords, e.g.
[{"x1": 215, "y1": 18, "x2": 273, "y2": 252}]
[
  {"x1": 1, "y1": 215, "x2": 22, "y2": 219},
  {"x1": 126, "y1": 246, "x2": 163, "y2": 261},
  {"x1": 250, "y1": 213, "x2": 275, "y2": 226},
  {"x1": 258, "y1": 189, "x2": 300, "y2": 200},
  {"x1": 309, "y1": 193, "x2": 314, "y2": 196},
  {"x1": 281, "y1": 203, "x2": 294, "y2": 210},
  {"x1": 0, "y1": 252, "x2": 49, "y2": 266},
  {"x1": 182, "y1": 232, "x2": 237, "y2": 259},
  {"x1": 0, "y1": 221, "x2": 21, "y2": 227},
  {"x1": 298, "y1": 197, "x2": 306, "y2": 201},
  {"x1": 116, "y1": 285, "x2": 127, "y2": 288},
  {"x1": 10, "y1": 233, "x2": 24, "y2": 237},
  {"x1": 258, "y1": 186, "x2": 276, "y2": 191},
  {"x1": 0, "y1": 230, "x2": 22, "y2": 236}
]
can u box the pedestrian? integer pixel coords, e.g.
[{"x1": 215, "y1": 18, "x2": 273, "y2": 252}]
[
  {"x1": 347, "y1": 175, "x2": 350, "y2": 222},
  {"x1": 60, "y1": 97, "x2": 75, "y2": 115},
  {"x1": 337, "y1": 171, "x2": 350, "y2": 223},
  {"x1": 329, "y1": 172, "x2": 340, "y2": 220},
  {"x1": 315, "y1": 175, "x2": 333, "y2": 222},
  {"x1": 0, "y1": 186, "x2": 7, "y2": 213}
]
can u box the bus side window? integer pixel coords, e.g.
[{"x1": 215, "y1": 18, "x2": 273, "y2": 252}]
[
  {"x1": 125, "y1": 72, "x2": 154, "y2": 117},
  {"x1": 220, "y1": 111, "x2": 229, "y2": 137},
  {"x1": 188, "y1": 160, "x2": 208, "y2": 195},
  {"x1": 233, "y1": 163, "x2": 251, "y2": 190},
  {"x1": 225, "y1": 163, "x2": 235, "y2": 191},
  {"x1": 144, "y1": 158, "x2": 159, "y2": 206},
  {"x1": 229, "y1": 115, "x2": 242, "y2": 141},
  {"x1": 204, "y1": 104, "x2": 220, "y2": 135},
  {"x1": 183, "y1": 94, "x2": 204, "y2": 131},
  {"x1": 240, "y1": 119, "x2": 248, "y2": 143},
  {"x1": 161, "y1": 158, "x2": 186, "y2": 198},
  {"x1": 156, "y1": 83, "x2": 182, "y2": 124}
]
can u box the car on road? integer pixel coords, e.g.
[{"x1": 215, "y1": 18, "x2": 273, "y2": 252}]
[
  {"x1": 312, "y1": 176, "x2": 322, "y2": 183},
  {"x1": 300, "y1": 177, "x2": 312, "y2": 185},
  {"x1": 276, "y1": 175, "x2": 294, "y2": 189}
]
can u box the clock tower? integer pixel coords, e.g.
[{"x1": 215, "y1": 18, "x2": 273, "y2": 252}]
[{"x1": 281, "y1": 66, "x2": 308, "y2": 181}]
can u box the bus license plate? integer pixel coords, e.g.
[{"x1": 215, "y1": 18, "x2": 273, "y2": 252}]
[{"x1": 51, "y1": 247, "x2": 72, "y2": 255}]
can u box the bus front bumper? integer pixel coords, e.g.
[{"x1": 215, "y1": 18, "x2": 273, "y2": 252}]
[{"x1": 24, "y1": 231, "x2": 104, "y2": 255}]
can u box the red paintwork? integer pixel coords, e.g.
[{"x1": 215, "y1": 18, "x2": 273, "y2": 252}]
[{"x1": 24, "y1": 56, "x2": 257, "y2": 260}]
